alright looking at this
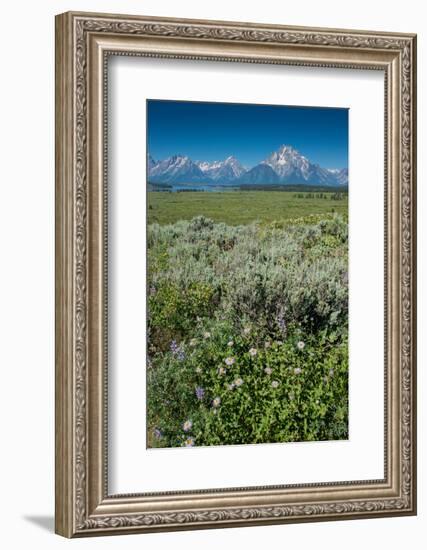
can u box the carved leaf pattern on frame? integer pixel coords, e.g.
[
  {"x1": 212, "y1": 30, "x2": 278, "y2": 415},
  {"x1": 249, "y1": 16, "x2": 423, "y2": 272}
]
[{"x1": 71, "y1": 17, "x2": 414, "y2": 531}]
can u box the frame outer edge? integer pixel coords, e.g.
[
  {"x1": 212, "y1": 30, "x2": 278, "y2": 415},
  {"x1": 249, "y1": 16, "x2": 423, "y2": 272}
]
[
  {"x1": 55, "y1": 12, "x2": 76, "y2": 538},
  {"x1": 54, "y1": 10, "x2": 417, "y2": 537},
  {"x1": 409, "y1": 34, "x2": 417, "y2": 515},
  {"x1": 62, "y1": 10, "x2": 416, "y2": 40}
]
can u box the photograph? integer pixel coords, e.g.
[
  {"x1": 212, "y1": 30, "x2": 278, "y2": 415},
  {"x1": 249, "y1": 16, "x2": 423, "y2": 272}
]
[{"x1": 146, "y1": 99, "x2": 350, "y2": 449}]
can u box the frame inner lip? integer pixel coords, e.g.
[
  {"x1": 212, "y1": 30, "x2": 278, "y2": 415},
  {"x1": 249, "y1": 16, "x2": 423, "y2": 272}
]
[{"x1": 102, "y1": 50, "x2": 388, "y2": 498}]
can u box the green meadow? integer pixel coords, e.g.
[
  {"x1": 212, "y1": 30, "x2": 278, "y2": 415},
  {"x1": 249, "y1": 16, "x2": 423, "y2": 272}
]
[{"x1": 147, "y1": 190, "x2": 348, "y2": 226}]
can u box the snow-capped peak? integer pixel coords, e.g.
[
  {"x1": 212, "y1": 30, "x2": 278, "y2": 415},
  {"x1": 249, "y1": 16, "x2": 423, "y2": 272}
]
[
  {"x1": 148, "y1": 146, "x2": 348, "y2": 186},
  {"x1": 196, "y1": 159, "x2": 222, "y2": 172},
  {"x1": 195, "y1": 156, "x2": 246, "y2": 181},
  {"x1": 262, "y1": 145, "x2": 310, "y2": 177},
  {"x1": 148, "y1": 154, "x2": 207, "y2": 183}
]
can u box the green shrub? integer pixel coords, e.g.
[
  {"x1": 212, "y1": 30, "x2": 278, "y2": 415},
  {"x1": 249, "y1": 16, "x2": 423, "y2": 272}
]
[
  {"x1": 147, "y1": 214, "x2": 349, "y2": 447},
  {"x1": 147, "y1": 320, "x2": 348, "y2": 447},
  {"x1": 148, "y1": 281, "x2": 214, "y2": 351}
]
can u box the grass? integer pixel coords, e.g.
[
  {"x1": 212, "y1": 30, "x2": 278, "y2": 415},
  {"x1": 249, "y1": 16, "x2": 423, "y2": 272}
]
[{"x1": 148, "y1": 191, "x2": 348, "y2": 226}]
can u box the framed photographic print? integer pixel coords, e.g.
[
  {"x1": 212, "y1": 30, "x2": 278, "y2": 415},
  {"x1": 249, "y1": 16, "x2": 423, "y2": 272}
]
[{"x1": 55, "y1": 11, "x2": 417, "y2": 537}]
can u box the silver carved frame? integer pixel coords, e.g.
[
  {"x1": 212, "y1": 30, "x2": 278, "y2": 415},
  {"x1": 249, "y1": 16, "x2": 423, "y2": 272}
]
[{"x1": 55, "y1": 11, "x2": 417, "y2": 537}]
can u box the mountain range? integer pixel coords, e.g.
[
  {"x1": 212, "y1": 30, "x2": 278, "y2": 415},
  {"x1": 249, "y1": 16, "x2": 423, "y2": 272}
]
[{"x1": 148, "y1": 145, "x2": 348, "y2": 187}]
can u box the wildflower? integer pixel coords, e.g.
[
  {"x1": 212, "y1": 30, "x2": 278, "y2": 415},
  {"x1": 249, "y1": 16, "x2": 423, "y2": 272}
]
[
  {"x1": 249, "y1": 347, "x2": 257, "y2": 357},
  {"x1": 296, "y1": 341, "x2": 305, "y2": 350},
  {"x1": 170, "y1": 340, "x2": 185, "y2": 361},
  {"x1": 212, "y1": 397, "x2": 221, "y2": 407},
  {"x1": 227, "y1": 340, "x2": 234, "y2": 347},
  {"x1": 170, "y1": 340, "x2": 179, "y2": 354},
  {"x1": 271, "y1": 380, "x2": 279, "y2": 388},
  {"x1": 218, "y1": 366, "x2": 227, "y2": 376},
  {"x1": 195, "y1": 386, "x2": 205, "y2": 400},
  {"x1": 189, "y1": 338, "x2": 198, "y2": 347},
  {"x1": 225, "y1": 357, "x2": 235, "y2": 366},
  {"x1": 243, "y1": 327, "x2": 251, "y2": 335},
  {"x1": 182, "y1": 420, "x2": 192, "y2": 432},
  {"x1": 264, "y1": 367, "x2": 272, "y2": 375},
  {"x1": 195, "y1": 366, "x2": 202, "y2": 374},
  {"x1": 234, "y1": 378, "x2": 243, "y2": 387},
  {"x1": 153, "y1": 428, "x2": 162, "y2": 439},
  {"x1": 184, "y1": 437, "x2": 195, "y2": 447},
  {"x1": 264, "y1": 341, "x2": 271, "y2": 349},
  {"x1": 203, "y1": 331, "x2": 211, "y2": 339},
  {"x1": 294, "y1": 367, "x2": 302, "y2": 375},
  {"x1": 227, "y1": 383, "x2": 235, "y2": 390}
]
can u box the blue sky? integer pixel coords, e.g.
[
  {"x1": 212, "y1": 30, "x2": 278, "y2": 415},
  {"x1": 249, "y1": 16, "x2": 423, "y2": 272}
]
[{"x1": 147, "y1": 100, "x2": 348, "y2": 169}]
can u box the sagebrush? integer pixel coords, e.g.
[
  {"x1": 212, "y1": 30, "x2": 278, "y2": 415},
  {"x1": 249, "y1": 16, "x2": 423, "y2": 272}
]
[{"x1": 147, "y1": 213, "x2": 348, "y2": 448}]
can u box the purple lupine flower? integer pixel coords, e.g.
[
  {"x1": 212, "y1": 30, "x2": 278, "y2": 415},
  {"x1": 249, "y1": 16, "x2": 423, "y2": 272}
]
[
  {"x1": 170, "y1": 340, "x2": 179, "y2": 354},
  {"x1": 170, "y1": 340, "x2": 185, "y2": 361},
  {"x1": 195, "y1": 386, "x2": 205, "y2": 400},
  {"x1": 153, "y1": 428, "x2": 162, "y2": 439}
]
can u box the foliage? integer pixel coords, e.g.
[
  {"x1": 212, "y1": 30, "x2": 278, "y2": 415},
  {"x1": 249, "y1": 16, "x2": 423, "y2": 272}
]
[
  {"x1": 147, "y1": 190, "x2": 348, "y2": 226},
  {"x1": 147, "y1": 214, "x2": 348, "y2": 448}
]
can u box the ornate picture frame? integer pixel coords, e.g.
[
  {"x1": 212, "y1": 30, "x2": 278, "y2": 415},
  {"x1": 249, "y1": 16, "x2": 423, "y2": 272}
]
[{"x1": 55, "y1": 11, "x2": 417, "y2": 537}]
